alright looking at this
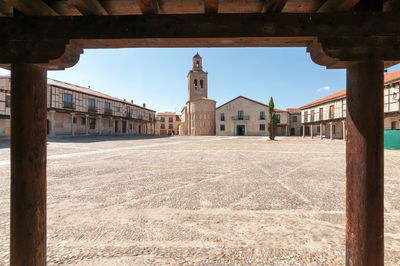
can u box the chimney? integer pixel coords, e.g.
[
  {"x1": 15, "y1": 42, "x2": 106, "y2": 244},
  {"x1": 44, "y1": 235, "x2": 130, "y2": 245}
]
[{"x1": 143, "y1": 103, "x2": 146, "y2": 108}]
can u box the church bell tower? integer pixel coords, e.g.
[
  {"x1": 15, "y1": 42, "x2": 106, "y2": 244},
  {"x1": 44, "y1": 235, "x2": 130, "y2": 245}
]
[{"x1": 187, "y1": 53, "x2": 208, "y2": 101}]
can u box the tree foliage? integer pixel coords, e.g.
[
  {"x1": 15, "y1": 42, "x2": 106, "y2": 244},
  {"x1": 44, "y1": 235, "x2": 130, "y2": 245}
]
[{"x1": 268, "y1": 97, "x2": 278, "y2": 140}]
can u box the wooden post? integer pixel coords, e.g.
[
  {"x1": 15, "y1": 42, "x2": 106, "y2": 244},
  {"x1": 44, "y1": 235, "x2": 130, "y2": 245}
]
[
  {"x1": 346, "y1": 60, "x2": 384, "y2": 266},
  {"x1": 10, "y1": 63, "x2": 47, "y2": 265}
]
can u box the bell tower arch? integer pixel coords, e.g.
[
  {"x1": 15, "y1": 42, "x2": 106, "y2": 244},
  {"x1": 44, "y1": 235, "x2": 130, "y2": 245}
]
[{"x1": 187, "y1": 53, "x2": 208, "y2": 101}]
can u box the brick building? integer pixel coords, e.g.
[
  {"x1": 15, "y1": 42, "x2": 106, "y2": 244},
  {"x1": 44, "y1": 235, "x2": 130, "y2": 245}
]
[{"x1": 0, "y1": 76, "x2": 156, "y2": 137}]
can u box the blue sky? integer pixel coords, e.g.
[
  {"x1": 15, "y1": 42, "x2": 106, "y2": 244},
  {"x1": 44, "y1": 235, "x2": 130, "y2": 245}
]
[{"x1": 1, "y1": 48, "x2": 399, "y2": 112}]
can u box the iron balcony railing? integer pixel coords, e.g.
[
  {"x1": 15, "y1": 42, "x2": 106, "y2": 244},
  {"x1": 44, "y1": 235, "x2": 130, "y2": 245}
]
[
  {"x1": 104, "y1": 108, "x2": 112, "y2": 115},
  {"x1": 231, "y1": 115, "x2": 250, "y2": 120},
  {"x1": 63, "y1": 101, "x2": 75, "y2": 109},
  {"x1": 88, "y1": 106, "x2": 98, "y2": 113}
]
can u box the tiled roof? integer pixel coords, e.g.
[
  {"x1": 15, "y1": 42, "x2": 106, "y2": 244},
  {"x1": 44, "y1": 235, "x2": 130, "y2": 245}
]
[
  {"x1": 157, "y1": 112, "x2": 176, "y2": 116},
  {"x1": 384, "y1": 69, "x2": 400, "y2": 83},
  {"x1": 217, "y1": 96, "x2": 286, "y2": 112},
  {"x1": 300, "y1": 89, "x2": 347, "y2": 109},
  {"x1": 286, "y1": 108, "x2": 301, "y2": 114}
]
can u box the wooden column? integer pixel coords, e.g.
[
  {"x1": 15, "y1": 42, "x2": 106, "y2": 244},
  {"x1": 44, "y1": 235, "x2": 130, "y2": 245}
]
[
  {"x1": 330, "y1": 122, "x2": 333, "y2": 140},
  {"x1": 346, "y1": 60, "x2": 384, "y2": 266},
  {"x1": 10, "y1": 63, "x2": 47, "y2": 265},
  {"x1": 320, "y1": 123, "x2": 323, "y2": 139}
]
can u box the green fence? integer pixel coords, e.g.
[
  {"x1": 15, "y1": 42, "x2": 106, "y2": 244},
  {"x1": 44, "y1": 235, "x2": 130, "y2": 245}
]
[{"x1": 384, "y1": 130, "x2": 400, "y2": 150}]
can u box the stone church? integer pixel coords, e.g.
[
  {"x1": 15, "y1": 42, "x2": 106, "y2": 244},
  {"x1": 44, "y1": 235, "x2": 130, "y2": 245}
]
[{"x1": 180, "y1": 53, "x2": 216, "y2": 136}]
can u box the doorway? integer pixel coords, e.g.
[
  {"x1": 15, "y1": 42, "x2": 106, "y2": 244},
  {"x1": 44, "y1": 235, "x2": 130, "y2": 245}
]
[
  {"x1": 290, "y1": 128, "x2": 295, "y2": 136},
  {"x1": 236, "y1": 125, "x2": 245, "y2": 136}
]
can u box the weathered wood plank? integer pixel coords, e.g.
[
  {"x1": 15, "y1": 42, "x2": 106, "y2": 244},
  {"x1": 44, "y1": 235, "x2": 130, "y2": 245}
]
[
  {"x1": 136, "y1": 0, "x2": 159, "y2": 14},
  {"x1": 10, "y1": 0, "x2": 59, "y2": 15},
  {"x1": 204, "y1": 0, "x2": 218, "y2": 13},
  {"x1": 262, "y1": 0, "x2": 288, "y2": 13},
  {"x1": 0, "y1": 0, "x2": 12, "y2": 16},
  {"x1": 70, "y1": 0, "x2": 108, "y2": 15},
  {"x1": 318, "y1": 0, "x2": 359, "y2": 12}
]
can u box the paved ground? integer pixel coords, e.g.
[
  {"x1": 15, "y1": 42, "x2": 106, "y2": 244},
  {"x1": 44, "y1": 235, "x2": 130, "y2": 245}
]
[{"x1": 0, "y1": 136, "x2": 399, "y2": 265}]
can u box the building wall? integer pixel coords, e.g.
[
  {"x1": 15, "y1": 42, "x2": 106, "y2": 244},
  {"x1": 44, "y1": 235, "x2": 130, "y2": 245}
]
[
  {"x1": 216, "y1": 97, "x2": 270, "y2": 136},
  {"x1": 288, "y1": 113, "x2": 302, "y2": 136},
  {"x1": 301, "y1": 98, "x2": 346, "y2": 123},
  {"x1": 155, "y1": 114, "x2": 181, "y2": 136},
  {"x1": 0, "y1": 119, "x2": 10, "y2": 136},
  {"x1": 190, "y1": 100, "x2": 216, "y2": 135}
]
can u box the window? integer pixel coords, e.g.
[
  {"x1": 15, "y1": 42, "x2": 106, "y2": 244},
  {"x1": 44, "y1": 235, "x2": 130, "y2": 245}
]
[
  {"x1": 259, "y1": 124, "x2": 266, "y2": 131},
  {"x1": 329, "y1": 105, "x2": 334, "y2": 119},
  {"x1": 88, "y1": 99, "x2": 95, "y2": 107},
  {"x1": 317, "y1": 126, "x2": 320, "y2": 133},
  {"x1": 220, "y1": 113, "x2": 225, "y2": 121},
  {"x1": 5, "y1": 95, "x2": 11, "y2": 108},
  {"x1": 161, "y1": 124, "x2": 165, "y2": 129},
  {"x1": 89, "y1": 118, "x2": 96, "y2": 129},
  {"x1": 196, "y1": 61, "x2": 199, "y2": 67},
  {"x1": 116, "y1": 107, "x2": 121, "y2": 112},
  {"x1": 63, "y1": 93, "x2": 73, "y2": 109},
  {"x1": 238, "y1": 110, "x2": 244, "y2": 120},
  {"x1": 220, "y1": 125, "x2": 225, "y2": 131},
  {"x1": 292, "y1": 116, "x2": 298, "y2": 122},
  {"x1": 391, "y1": 121, "x2": 397, "y2": 130},
  {"x1": 160, "y1": 117, "x2": 165, "y2": 122},
  {"x1": 319, "y1": 108, "x2": 324, "y2": 120},
  {"x1": 104, "y1": 102, "x2": 110, "y2": 109},
  {"x1": 310, "y1": 110, "x2": 315, "y2": 122},
  {"x1": 73, "y1": 117, "x2": 77, "y2": 124},
  {"x1": 169, "y1": 117, "x2": 173, "y2": 122},
  {"x1": 81, "y1": 117, "x2": 86, "y2": 125},
  {"x1": 275, "y1": 114, "x2": 281, "y2": 123},
  {"x1": 194, "y1": 79, "x2": 198, "y2": 86},
  {"x1": 304, "y1": 111, "x2": 308, "y2": 122},
  {"x1": 200, "y1": 79, "x2": 204, "y2": 88},
  {"x1": 169, "y1": 124, "x2": 173, "y2": 129},
  {"x1": 260, "y1": 111, "x2": 265, "y2": 120}
]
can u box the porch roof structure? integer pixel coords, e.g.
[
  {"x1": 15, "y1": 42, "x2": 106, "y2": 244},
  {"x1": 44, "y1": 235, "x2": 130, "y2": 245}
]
[{"x1": 1, "y1": 0, "x2": 399, "y2": 265}]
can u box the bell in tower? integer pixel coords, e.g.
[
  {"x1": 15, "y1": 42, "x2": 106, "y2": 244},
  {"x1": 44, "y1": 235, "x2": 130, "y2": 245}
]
[{"x1": 193, "y1": 53, "x2": 203, "y2": 71}]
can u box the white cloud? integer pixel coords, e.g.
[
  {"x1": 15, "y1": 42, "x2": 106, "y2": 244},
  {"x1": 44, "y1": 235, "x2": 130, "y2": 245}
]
[{"x1": 317, "y1": 86, "x2": 330, "y2": 92}]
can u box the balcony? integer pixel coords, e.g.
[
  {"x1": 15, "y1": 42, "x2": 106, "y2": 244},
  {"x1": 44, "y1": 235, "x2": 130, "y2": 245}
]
[
  {"x1": 63, "y1": 101, "x2": 75, "y2": 109},
  {"x1": 126, "y1": 112, "x2": 132, "y2": 118},
  {"x1": 104, "y1": 108, "x2": 112, "y2": 116},
  {"x1": 231, "y1": 115, "x2": 250, "y2": 120},
  {"x1": 88, "y1": 106, "x2": 98, "y2": 113}
]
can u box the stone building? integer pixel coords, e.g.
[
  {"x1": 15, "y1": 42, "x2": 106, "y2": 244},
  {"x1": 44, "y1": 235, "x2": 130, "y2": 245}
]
[
  {"x1": 0, "y1": 75, "x2": 156, "y2": 137},
  {"x1": 299, "y1": 69, "x2": 400, "y2": 139},
  {"x1": 286, "y1": 108, "x2": 302, "y2": 136},
  {"x1": 155, "y1": 112, "x2": 181, "y2": 136},
  {"x1": 180, "y1": 53, "x2": 216, "y2": 136}
]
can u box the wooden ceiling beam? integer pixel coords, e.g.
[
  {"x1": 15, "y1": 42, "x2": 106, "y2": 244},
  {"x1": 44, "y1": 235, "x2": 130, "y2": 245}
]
[
  {"x1": 204, "y1": 0, "x2": 218, "y2": 13},
  {"x1": 318, "y1": 0, "x2": 359, "y2": 12},
  {"x1": 69, "y1": 0, "x2": 108, "y2": 15},
  {"x1": 0, "y1": 0, "x2": 12, "y2": 16},
  {"x1": 10, "y1": 0, "x2": 59, "y2": 16},
  {"x1": 262, "y1": 0, "x2": 288, "y2": 13},
  {"x1": 136, "y1": 0, "x2": 159, "y2": 14}
]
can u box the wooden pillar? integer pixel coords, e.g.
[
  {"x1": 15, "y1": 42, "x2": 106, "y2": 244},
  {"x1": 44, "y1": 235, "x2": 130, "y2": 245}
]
[
  {"x1": 310, "y1": 124, "x2": 313, "y2": 138},
  {"x1": 85, "y1": 114, "x2": 89, "y2": 135},
  {"x1": 342, "y1": 120, "x2": 346, "y2": 141},
  {"x1": 330, "y1": 122, "x2": 333, "y2": 140},
  {"x1": 49, "y1": 110, "x2": 56, "y2": 137},
  {"x1": 302, "y1": 125, "x2": 305, "y2": 137},
  {"x1": 10, "y1": 63, "x2": 47, "y2": 265},
  {"x1": 70, "y1": 113, "x2": 75, "y2": 136},
  {"x1": 320, "y1": 123, "x2": 323, "y2": 139},
  {"x1": 346, "y1": 60, "x2": 384, "y2": 266}
]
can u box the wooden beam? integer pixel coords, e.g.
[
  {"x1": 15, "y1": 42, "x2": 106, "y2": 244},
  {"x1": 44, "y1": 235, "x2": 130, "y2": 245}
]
[
  {"x1": 136, "y1": 0, "x2": 159, "y2": 14},
  {"x1": 262, "y1": 0, "x2": 288, "y2": 13},
  {"x1": 69, "y1": 0, "x2": 108, "y2": 15},
  {"x1": 346, "y1": 60, "x2": 384, "y2": 266},
  {"x1": 204, "y1": 0, "x2": 218, "y2": 13},
  {"x1": 0, "y1": 0, "x2": 12, "y2": 16},
  {"x1": 318, "y1": 0, "x2": 359, "y2": 12},
  {"x1": 10, "y1": 63, "x2": 47, "y2": 265},
  {"x1": 10, "y1": 0, "x2": 58, "y2": 15}
]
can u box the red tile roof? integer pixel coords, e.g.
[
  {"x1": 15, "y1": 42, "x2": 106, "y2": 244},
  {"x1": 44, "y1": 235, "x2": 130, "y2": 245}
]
[
  {"x1": 286, "y1": 108, "x2": 301, "y2": 114},
  {"x1": 300, "y1": 89, "x2": 347, "y2": 109},
  {"x1": 157, "y1": 112, "x2": 176, "y2": 116},
  {"x1": 384, "y1": 69, "x2": 400, "y2": 83}
]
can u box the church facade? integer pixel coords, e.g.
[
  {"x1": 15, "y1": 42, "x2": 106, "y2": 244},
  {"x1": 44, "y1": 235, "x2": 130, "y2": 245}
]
[{"x1": 180, "y1": 54, "x2": 216, "y2": 136}]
